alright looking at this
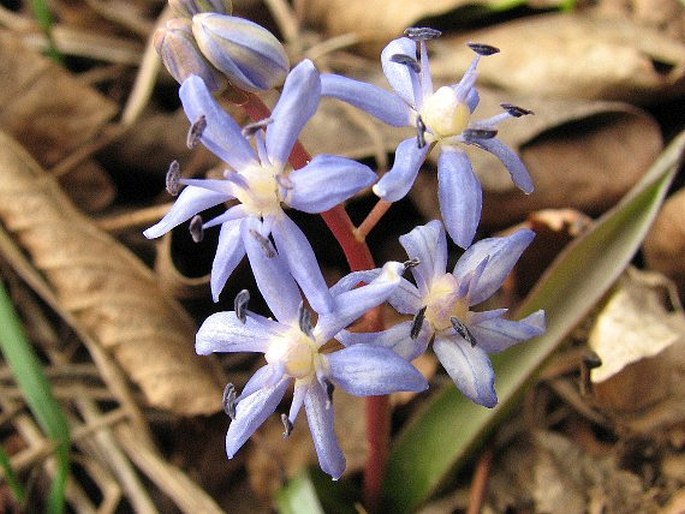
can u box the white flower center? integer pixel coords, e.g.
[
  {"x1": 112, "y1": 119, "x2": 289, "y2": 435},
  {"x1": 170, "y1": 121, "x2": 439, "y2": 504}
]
[
  {"x1": 235, "y1": 163, "x2": 282, "y2": 217},
  {"x1": 265, "y1": 328, "x2": 320, "y2": 380},
  {"x1": 420, "y1": 86, "x2": 470, "y2": 140},
  {"x1": 424, "y1": 274, "x2": 470, "y2": 332}
]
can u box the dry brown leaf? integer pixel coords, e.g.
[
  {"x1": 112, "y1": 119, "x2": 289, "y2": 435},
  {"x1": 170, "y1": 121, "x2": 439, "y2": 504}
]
[
  {"x1": 412, "y1": 89, "x2": 662, "y2": 229},
  {"x1": 0, "y1": 130, "x2": 226, "y2": 416},
  {"x1": 428, "y1": 13, "x2": 685, "y2": 103},
  {"x1": 0, "y1": 31, "x2": 117, "y2": 168}
]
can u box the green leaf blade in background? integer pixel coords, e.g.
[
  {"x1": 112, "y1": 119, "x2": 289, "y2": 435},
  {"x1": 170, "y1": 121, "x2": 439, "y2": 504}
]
[{"x1": 381, "y1": 130, "x2": 685, "y2": 513}]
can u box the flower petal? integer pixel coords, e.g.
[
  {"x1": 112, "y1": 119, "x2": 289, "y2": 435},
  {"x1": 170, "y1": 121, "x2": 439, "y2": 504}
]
[
  {"x1": 373, "y1": 137, "x2": 430, "y2": 202},
  {"x1": 381, "y1": 37, "x2": 420, "y2": 106},
  {"x1": 328, "y1": 269, "x2": 381, "y2": 297},
  {"x1": 320, "y1": 73, "x2": 412, "y2": 127},
  {"x1": 337, "y1": 320, "x2": 428, "y2": 361},
  {"x1": 399, "y1": 220, "x2": 447, "y2": 293},
  {"x1": 470, "y1": 310, "x2": 545, "y2": 353},
  {"x1": 270, "y1": 214, "x2": 334, "y2": 315},
  {"x1": 242, "y1": 216, "x2": 302, "y2": 323},
  {"x1": 473, "y1": 137, "x2": 534, "y2": 194},
  {"x1": 433, "y1": 335, "x2": 498, "y2": 408},
  {"x1": 195, "y1": 311, "x2": 279, "y2": 355},
  {"x1": 287, "y1": 155, "x2": 376, "y2": 213},
  {"x1": 225, "y1": 375, "x2": 289, "y2": 458},
  {"x1": 453, "y1": 228, "x2": 535, "y2": 305},
  {"x1": 387, "y1": 277, "x2": 424, "y2": 315},
  {"x1": 326, "y1": 345, "x2": 428, "y2": 395},
  {"x1": 266, "y1": 59, "x2": 321, "y2": 166},
  {"x1": 209, "y1": 218, "x2": 246, "y2": 302},
  {"x1": 304, "y1": 381, "x2": 346, "y2": 480},
  {"x1": 179, "y1": 75, "x2": 258, "y2": 169},
  {"x1": 437, "y1": 146, "x2": 482, "y2": 249}
]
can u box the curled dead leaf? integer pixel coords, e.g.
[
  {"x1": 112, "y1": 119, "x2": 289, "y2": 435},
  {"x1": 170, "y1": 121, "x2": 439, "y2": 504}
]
[{"x1": 0, "y1": 130, "x2": 226, "y2": 416}]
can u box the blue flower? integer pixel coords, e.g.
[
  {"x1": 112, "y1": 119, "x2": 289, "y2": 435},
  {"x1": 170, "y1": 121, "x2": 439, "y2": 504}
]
[
  {"x1": 144, "y1": 59, "x2": 376, "y2": 310},
  {"x1": 336, "y1": 220, "x2": 545, "y2": 408},
  {"x1": 195, "y1": 218, "x2": 428, "y2": 479},
  {"x1": 321, "y1": 30, "x2": 534, "y2": 248}
]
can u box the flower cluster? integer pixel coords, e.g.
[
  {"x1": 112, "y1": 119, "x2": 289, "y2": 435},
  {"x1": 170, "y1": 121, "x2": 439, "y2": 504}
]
[{"x1": 148, "y1": 7, "x2": 545, "y2": 480}]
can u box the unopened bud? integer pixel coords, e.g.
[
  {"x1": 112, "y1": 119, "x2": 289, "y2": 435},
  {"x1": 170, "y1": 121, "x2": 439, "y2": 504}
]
[
  {"x1": 169, "y1": 0, "x2": 232, "y2": 18},
  {"x1": 154, "y1": 18, "x2": 225, "y2": 91},
  {"x1": 192, "y1": 13, "x2": 289, "y2": 92}
]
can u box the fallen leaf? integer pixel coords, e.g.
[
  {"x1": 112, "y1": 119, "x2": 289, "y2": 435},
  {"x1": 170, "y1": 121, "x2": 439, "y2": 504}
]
[{"x1": 0, "y1": 130, "x2": 226, "y2": 416}]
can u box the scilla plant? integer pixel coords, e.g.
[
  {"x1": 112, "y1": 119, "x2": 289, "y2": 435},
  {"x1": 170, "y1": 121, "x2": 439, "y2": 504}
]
[{"x1": 148, "y1": 1, "x2": 545, "y2": 510}]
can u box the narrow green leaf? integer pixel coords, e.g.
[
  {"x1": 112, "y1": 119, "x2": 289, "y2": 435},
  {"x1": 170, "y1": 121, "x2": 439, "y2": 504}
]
[
  {"x1": 30, "y1": 0, "x2": 62, "y2": 63},
  {"x1": 0, "y1": 281, "x2": 70, "y2": 514},
  {"x1": 276, "y1": 470, "x2": 326, "y2": 514},
  {"x1": 0, "y1": 444, "x2": 26, "y2": 504},
  {"x1": 276, "y1": 467, "x2": 360, "y2": 514},
  {"x1": 382, "y1": 131, "x2": 685, "y2": 512}
]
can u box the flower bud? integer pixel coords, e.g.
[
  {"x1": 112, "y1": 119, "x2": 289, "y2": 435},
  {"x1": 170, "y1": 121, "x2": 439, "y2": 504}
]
[
  {"x1": 154, "y1": 18, "x2": 226, "y2": 91},
  {"x1": 192, "y1": 13, "x2": 289, "y2": 92},
  {"x1": 168, "y1": 0, "x2": 232, "y2": 18}
]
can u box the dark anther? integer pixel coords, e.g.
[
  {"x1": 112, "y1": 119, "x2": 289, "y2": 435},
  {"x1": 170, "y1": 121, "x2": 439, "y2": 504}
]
[
  {"x1": 403, "y1": 257, "x2": 421, "y2": 271},
  {"x1": 165, "y1": 160, "x2": 181, "y2": 196},
  {"x1": 467, "y1": 42, "x2": 500, "y2": 56},
  {"x1": 187, "y1": 115, "x2": 207, "y2": 148},
  {"x1": 234, "y1": 289, "x2": 250, "y2": 324},
  {"x1": 404, "y1": 27, "x2": 442, "y2": 41},
  {"x1": 281, "y1": 413, "x2": 293, "y2": 438},
  {"x1": 248, "y1": 229, "x2": 276, "y2": 258},
  {"x1": 390, "y1": 53, "x2": 421, "y2": 73},
  {"x1": 582, "y1": 350, "x2": 602, "y2": 369},
  {"x1": 222, "y1": 383, "x2": 237, "y2": 419},
  {"x1": 500, "y1": 103, "x2": 534, "y2": 118},
  {"x1": 325, "y1": 380, "x2": 335, "y2": 404},
  {"x1": 450, "y1": 316, "x2": 477, "y2": 346},
  {"x1": 241, "y1": 117, "x2": 273, "y2": 138},
  {"x1": 463, "y1": 128, "x2": 498, "y2": 141},
  {"x1": 580, "y1": 350, "x2": 602, "y2": 396},
  {"x1": 298, "y1": 302, "x2": 314, "y2": 338},
  {"x1": 189, "y1": 215, "x2": 204, "y2": 243},
  {"x1": 411, "y1": 306, "x2": 427, "y2": 340},
  {"x1": 416, "y1": 116, "x2": 427, "y2": 149}
]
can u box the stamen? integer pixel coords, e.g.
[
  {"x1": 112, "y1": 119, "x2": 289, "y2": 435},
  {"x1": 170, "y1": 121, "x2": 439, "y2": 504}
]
[
  {"x1": 416, "y1": 115, "x2": 427, "y2": 148},
  {"x1": 248, "y1": 229, "x2": 276, "y2": 258},
  {"x1": 187, "y1": 115, "x2": 207, "y2": 148},
  {"x1": 411, "y1": 306, "x2": 427, "y2": 340},
  {"x1": 463, "y1": 128, "x2": 498, "y2": 141},
  {"x1": 222, "y1": 383, "x2": 237, "y2": 419},
  {"x1": 450, "y1": 316, "x2": 477, "y2": 346},
  {"x1": 189, "y1": 215, "x2": 204, "y2": 243},
  {"x1": 500, "y1": 103, "x2": 535, "y2": 118},
  {"x1": 298, "y1": 302, "x2": 314, "y2": 338},
  {"x1": 404, "y1": 27, "x2": 442, "y2": 41},
  {"x1": 467, "y1": 43, "x2": 500, "y2": 56},
  {"x1": 403, "y1": 257, "x2": 421, "y2": 271},
  {"x1": 280, "y1": 413, "x2": 293, "y2": 438},
  {"x1": 241, "y1": 117, "x2": 273, "y2": 138},
  {"x1": 580, "y1": 350, "x2": 602, "y2": 396},
  {"x1": 390, "y1": 53, "x2": 421, "y2": 73},
  {"x1": 324, "y1": 380, "x2": 335, "y2": 407},
  {"x1": 234, "y1": 289, "x2": 250, "y2": 324},
  {"x1": 165, "y1": 160, "x2": 181, "y2": 196}
]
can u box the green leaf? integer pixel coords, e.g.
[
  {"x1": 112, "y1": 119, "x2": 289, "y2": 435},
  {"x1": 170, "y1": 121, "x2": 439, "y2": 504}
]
[
  {"x1": 276, "y1": 468, "x2": 360, "y2": 514},
  {"x1": 276, "y1": 470, "x2": 325, "y2": 514},
  {"x1": 0, "y1": 444, "x2": 26, "y2": 505},
  {"x1": 381, "y1": 130, "x2": 685, "y2": 512},
  {"x1": 0, "y1": 281, "x2": 70, "y2": 514}
]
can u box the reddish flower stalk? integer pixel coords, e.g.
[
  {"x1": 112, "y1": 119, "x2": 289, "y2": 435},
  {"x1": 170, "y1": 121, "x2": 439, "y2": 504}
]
[{"x1": 237, "y1": 90, "x2": 389, "y2": 511}]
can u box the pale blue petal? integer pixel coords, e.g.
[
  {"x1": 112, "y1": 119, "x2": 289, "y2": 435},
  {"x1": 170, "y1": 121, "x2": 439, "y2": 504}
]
[
  {"x1": 399, "y1": 220, "x2": 447, "y2": 293},
  {"x1": 143, "y1": 186, "x2": 229, "y2": 239},
  {"x1": 336, "y1": 321, "x2": 428, "y2": 361},
  {"x1": 470, "y1": 310, "x2": 545, "y2": 353},
  {"x1": 225, "y1": 376, "x2": 289, "y2": 458},
  {"x1": 266, "y1": 59, "x2": 320, "y2": 166},
  {"x1": 326, "y1": 345, "x2": 428, "y2": 395},
  {"x1": 210, "y1": 218, "x2": 246, "y2": 302},
  {"x1": 453, "y1": 228, "x2": 535, "y2": 305},
  {"x1": 320, "y1": 74, "x2": 412, "y2": 127},
  {"x1": 304, "y1": 381, "x2": 345, "y2": 480},
  {"x1": 315, "y1": 262, "x2": 404, "y2": 341},
  {"x1": 270, "y1": 215, "x2": 334, "y2": 315},
  {"x1": 179, "y1": 75, "x2": 258, "y2": 169},
  {"x1": 433, "y1": 335, "x2": 497, "y2": 408},
  {"x1": 387, "y1": 277, "x2": 423, "y2": 315},
  {"x1": 381, "y1": 37, "x2": 419, "y2": 106},
  {"x1": 373, "y1": 137, "x2": 430, "y2": 202},
  {"x1": 237, "y1": 365, "x2": 273, "y2": 401},
  {"x1": 180, "y1": 177, "x2": 237, "y2": 196},
  {"x1": 242, "y1": 216, "x2": 301, "y2": 323},
  {"x1": 328, "y1": 269, "x2": 381, "y2": 297},
  {"x1": 287, "y1": 155, "x2": 376, "y2": 213},
  {"x1": 202, "y1": 204, "x2": 247, "y2": 229},
  {"x1": 473, "y1": 137, "x2": 534, "y2": 194},
  {"x1": 438, "y1": 146, "x2": 481, "y2": 249},
  {"x1": 195, "y1": 311, "x2": 278, "y2": 355},
  {"x1": 287, "y1": 381, "x2": 308, "y2": 425}
]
